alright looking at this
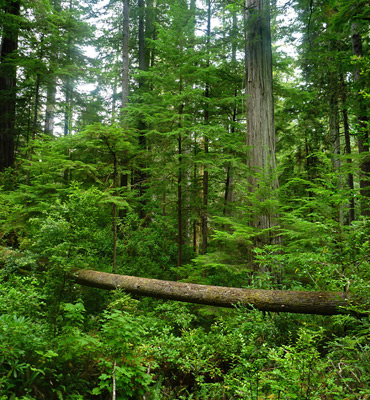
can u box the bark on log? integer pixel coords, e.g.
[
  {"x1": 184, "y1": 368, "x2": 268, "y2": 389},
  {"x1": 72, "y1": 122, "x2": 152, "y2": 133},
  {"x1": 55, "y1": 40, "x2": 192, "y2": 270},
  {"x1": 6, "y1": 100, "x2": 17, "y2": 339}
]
[{"x1": 74, "y1": 269, "x2": 351, "y2": 315}]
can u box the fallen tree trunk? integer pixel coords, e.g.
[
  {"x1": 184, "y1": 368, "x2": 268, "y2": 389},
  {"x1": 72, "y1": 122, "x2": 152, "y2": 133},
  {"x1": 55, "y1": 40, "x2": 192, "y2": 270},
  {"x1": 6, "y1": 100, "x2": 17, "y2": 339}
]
[
  {"x1": 75, "y1": 269, "x2": 351, "y2": 315},
  {"x1": 0, "y1": 249, "x2": 356, "y2": 315}
]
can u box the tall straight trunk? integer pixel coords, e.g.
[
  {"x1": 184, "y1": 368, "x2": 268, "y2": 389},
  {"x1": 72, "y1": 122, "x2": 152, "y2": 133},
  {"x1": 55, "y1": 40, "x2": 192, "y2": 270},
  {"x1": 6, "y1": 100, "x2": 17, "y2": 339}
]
[
  {"x1": 26, "y1": 73, "x2": 41, "y2": 185},
  {"x1": 328, "y1": 85, "x2": 343, "y2": 225},
  {"x1": 136, "y1": 0, "x2": 152, "y2": 219},
  {"x1": 63, "y1": 0, "x2": 73, "y2": 137},
  {"x1": 112, "y1": 75, "x2": 117, "y2": 120},
  {"x1": 0, "y1": 0, "x2": 20, "y2": 171},
  {"x1": 121, "y1": 0, "x2": 130, "y2": 113},
  {"x1": 201, "y1": 0, "x2": 211, "y2": 255},
  {"x1": 144, "y1": 0, "x2": 154, "y2": 71},
  {"x1": 112, "y1": 154, "x2": 119, "y2": 274},
  {"x1": 177, "y1": 132, "x2": 183, "y2": 270},
  {"x1": 135, "y1": 0, "x2": 155, "y2": 219},
  {"x1": 244, "y1": 0, "x2": 277, "y2": 230},
  {"x1": 119, "y1": 0, "x2": 130, "y2": 219},
  {"x1": 352, "y1": 22, "x2": 370, "y2": 217},
  {"x1": 44, "y1": 0, "x2": 60, "y2": 137},
  {"x1": 63, "y1": 77, "x2": 72, "y2": 136},
  {"x1": 340, "y1": 76, "x2": 355, "y2": 224},
  {"x1": 177, "y1": 66, "x2": 185, "y2": 270},
  {"x1": 223, "y1": 10, "x2": 238, "y2": 217}
]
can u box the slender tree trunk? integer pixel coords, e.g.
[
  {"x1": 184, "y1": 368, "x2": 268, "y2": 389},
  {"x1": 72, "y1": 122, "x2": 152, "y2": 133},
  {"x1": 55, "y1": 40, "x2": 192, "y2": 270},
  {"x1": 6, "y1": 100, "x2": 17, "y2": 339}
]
[
  {"x1": 112, "y1": 360, "x2": 117, "y2": 400},
  {"x1": 223, "y1": 10, "x2": 238, "y2": 217},
  {"x1": 351, "y1": 22, "x2": 370, "y2": 217},
  {"x1": 177, "y1": 132, "x2": 183, "y2": 270},
  {"x1": 0, "y1": 0, "x2": 20, "y2": 172},
  {"x1": 201, "y1": 0, "x2": 211, "y2": 255},
  {"x1": 121, "y1": 0, "x2": 130, "y2": 113},
  {"x1": 44, "y1": 0, "x2": 60, "y2": 137},
  {"x1": 223, "y1": 163, "x2": 234, "y2": 216},
  {"x1": 63, "y1": 78, "x2": 71, "y2": 136},
  {"x1": 119, "y1": 0, "x2": 130, "y2": 219},
  {"x1": 138, "y1": 0, "x2": 147, "y2": 147},
  {"x1": 112, "y1": 154, "x2": 118, "y2": 274},
  {"x1": 328, "y1": 83, "x2": 343, "y2": 225},
  {"x1": 144, "y1": 0, "x2": 154, "y2": 71},
  {"x1": 244, "y1": 0, "x2": 277, "y2": 230},
  {"x1": 136, "y1": 0, "x2": 153, "y2": 219},
  {"x1": 26, "y1": 73, "x2": 41, "y2": 185},
  {"x1": 340, "y1": 76, "x2": 355, "y2": 224}
]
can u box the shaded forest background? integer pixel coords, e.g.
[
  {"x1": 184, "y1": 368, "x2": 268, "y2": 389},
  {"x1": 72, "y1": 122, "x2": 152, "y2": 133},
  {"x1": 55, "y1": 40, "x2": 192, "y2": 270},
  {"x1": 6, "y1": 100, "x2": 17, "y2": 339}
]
[{"x1": 1, "y1": 0, "x2": 370, "y2": 398}]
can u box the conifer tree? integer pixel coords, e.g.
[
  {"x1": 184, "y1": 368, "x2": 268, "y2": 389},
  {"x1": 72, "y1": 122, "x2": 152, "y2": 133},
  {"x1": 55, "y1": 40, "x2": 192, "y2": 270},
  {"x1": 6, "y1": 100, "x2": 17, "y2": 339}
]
[{"x1": 0, "y1": 0, "x2": 21, "y2": 171}]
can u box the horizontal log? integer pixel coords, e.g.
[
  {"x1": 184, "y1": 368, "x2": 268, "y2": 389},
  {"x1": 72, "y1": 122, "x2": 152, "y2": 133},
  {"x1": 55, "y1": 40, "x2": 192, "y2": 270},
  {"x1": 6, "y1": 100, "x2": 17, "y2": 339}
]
[
  {"x1": 74, "y1": 269, "x2": 351, "y2": 315},
  {"x1": 0, "y1": 248, "x2": 355, "y2": 315}
]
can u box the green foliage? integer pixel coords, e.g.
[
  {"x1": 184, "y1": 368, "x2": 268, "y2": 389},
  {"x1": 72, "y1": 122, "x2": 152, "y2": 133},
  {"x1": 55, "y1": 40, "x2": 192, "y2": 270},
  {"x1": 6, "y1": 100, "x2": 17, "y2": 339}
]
[
  {"x1": 28, "y1": 184, "x2": 114, "y2": 270},
  {"x1": 1, "y1": 0, "x2": 370, "y2": 398},
  {"x1": 92, "y1": 308, "x2": 152, "y2": 398},
  {"x1": 118, "y1": 212, "x2": 178, "y2": 279}
]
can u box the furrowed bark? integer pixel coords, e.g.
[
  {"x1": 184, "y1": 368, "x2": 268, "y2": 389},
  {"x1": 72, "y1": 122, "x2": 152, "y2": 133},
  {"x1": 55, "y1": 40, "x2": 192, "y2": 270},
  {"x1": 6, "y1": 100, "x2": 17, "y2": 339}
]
[{"x1": 74, "y1": 269, "x2": 351, "y2": 315}]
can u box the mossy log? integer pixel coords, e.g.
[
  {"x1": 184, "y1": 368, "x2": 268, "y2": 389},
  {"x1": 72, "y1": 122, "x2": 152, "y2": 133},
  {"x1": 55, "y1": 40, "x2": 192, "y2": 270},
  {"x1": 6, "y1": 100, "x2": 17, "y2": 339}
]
[{"x1": 75, "y1": 269, "x2": 351, "y2": 315}]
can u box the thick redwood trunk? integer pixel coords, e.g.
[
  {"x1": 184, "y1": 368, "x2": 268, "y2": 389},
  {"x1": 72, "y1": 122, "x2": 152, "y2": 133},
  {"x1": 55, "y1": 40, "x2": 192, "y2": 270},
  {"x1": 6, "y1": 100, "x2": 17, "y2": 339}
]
[
  {"x1": 244, "y1": 0, "x2": 277, "y2": 230},
  {"x1": 74, "y1": 269, "x2": 351, "y2": 315}
]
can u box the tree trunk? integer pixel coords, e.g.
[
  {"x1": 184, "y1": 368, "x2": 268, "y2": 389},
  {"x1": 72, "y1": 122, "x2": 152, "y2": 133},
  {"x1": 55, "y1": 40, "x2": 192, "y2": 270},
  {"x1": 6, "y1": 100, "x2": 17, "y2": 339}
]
[
  {"x1": 244, "y1": 0, "x2": 277, "y2": 230},
  {"x1": 340, "y1": 76, "x2": 355, "y2": 224},
  {"x1": 328, "y1": 82, "x2": 343, "y2": 225},
  {"x1": 351, "y1": 22, "x2": 370, "y2": 217},
  {"x1": 136, "y1": 0, "x2": 153, "y2": 219},
  {"x1": 223, "y1": 9, "x2": 238, "y2": 217},
  {"x1": 177, "y1": 131, "x2": 183, "y2": 270},
  {"x1": 112, "y1": 154, "x2": 119, "y2": 274},
  {"x1": 26, "y1": 73, "x2": 42, "y2": 186},
  {"x1": 201, "y1": 0, "x2": 211, "y2": 255},
  {"x1": 44, "y1": 80, "x2": 56, "y2": 136},
  {"x1": 121, "y1": 0, "x2": 130, "y2": 113},
  {"x1": 63, "y1": 76, "x2": 72, "y2": 137},
  {"x1": 74, "y1": 269, "x2": 352, "y2": 315},
  {"x1": 0, "y1": 248, "x2": 359, "y2": 316},
  {"x1": 0, "y1": 0, "x2": 20, "y2": 172}
]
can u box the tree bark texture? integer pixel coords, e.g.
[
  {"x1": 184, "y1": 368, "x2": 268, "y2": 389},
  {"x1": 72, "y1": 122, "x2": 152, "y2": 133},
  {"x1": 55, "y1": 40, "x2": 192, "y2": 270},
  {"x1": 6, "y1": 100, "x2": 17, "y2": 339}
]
[
  {"x1": 245, "y1": 0, "x2": 276, "y2": 188},
  {"x1": 244, "y1": 0, "x2": 277, "y2": 229},
  {"x1": 201, "y1": 0, "x2": 211, "y2": 255},
  {"x1": 0, "y1": 0, "x2": 20, "y2": 171},
  {"x1": 0, "y1": 248, "x2": 359, "y2": 316},
  {"x1": 121, "y1": 0, "x2": 130, "y2": 111},
  {"x1": 74, "y1": 269, "x2": 351, "y2": 315},
  {"x1": 351, "y1": 22, "x2": 370, "y2": 216},
  {"x1": 340, "y1": 79, "x2": 355, "y2": 224}
]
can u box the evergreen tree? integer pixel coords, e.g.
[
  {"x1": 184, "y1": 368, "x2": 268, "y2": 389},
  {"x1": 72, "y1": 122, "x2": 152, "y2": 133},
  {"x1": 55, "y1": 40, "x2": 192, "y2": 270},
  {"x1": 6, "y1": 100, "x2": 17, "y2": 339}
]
[{"x1": 0, "y1": 0, "x2": 20, "y2": 171}]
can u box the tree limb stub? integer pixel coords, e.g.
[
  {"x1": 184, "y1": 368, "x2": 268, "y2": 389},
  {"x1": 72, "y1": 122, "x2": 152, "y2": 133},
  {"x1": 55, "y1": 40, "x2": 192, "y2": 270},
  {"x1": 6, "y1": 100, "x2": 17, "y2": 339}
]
[{"x1": 74, "y1": 269, "x2": 351, "y2": 315}]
